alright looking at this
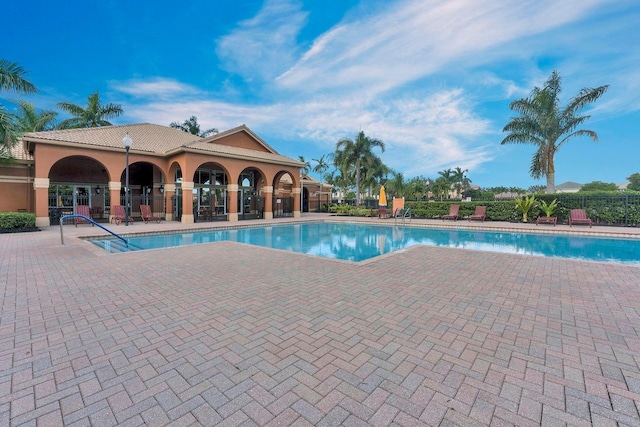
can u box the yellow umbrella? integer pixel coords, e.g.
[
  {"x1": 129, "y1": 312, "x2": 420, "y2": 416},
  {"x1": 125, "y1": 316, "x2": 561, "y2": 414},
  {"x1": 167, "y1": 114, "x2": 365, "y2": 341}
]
[{"x1": 379, "y1": 185, "x2": 387, "y2": 206}]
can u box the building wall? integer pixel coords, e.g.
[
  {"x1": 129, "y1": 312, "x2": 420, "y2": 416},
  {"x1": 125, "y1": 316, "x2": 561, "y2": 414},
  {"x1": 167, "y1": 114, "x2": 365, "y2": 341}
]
[
  {"x1": 0, "y1": 163, "x2": 32, "y2": 212},
  {"x1": 213, "y1": 132, "x2": 271, "y2": 152}
]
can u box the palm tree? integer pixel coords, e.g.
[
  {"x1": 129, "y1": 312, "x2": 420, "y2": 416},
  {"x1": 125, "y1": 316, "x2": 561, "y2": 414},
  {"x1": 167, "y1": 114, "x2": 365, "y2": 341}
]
[
  {"x1": 452, "y1": 167, "x2": 469, "y2": 199},
  {"x1": 335, "y1": 131, "x2": 385, "y2": 205},
  {"x1": 15, "y1": 100, "x2": 57, "y2": 133},
  {"x1": 298, "y1": 155, "x2": 310, "y2": 175},
  {"x1": 437, "y1": 168, "x2": 454, "y2": 199},
  {"x1": 57, "y1": 91, "x2": 123, "y2": 129},
  {"x1": 0, "y1": 59, "x2": 37, "y2": 94},
  {"x1": 1, "y1": 59, "x2": 38, "y2": 159},
  {"x1": 312, "y1": 154, "x2": 330, "y2": 178},
  {"x1": 170, "y1": 115, "x2": 218, "y2": 137},
  {"x1": 501, "y1": 70, "x2": 608, "y2": 193},
  {"x1": 385, "y1": 171, "x2": 405, "y2": 198}
]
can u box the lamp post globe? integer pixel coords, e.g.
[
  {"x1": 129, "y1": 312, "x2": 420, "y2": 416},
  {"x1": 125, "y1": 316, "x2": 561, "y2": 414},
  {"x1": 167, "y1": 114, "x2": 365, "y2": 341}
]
[{"x1": 122, "y1": 133, "x2": 133, "y2": 226}]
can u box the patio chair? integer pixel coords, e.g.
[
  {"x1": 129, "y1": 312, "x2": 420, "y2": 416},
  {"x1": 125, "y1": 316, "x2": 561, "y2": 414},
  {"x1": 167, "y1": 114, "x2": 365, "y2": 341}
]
[
  {"x1": 468, "y1": 206, "x2": 486, "y2": 222},
  {"x1": 111, "y1": 205, "x2": 134, "y2": 225},
  {"x1": 568, "y1": 209, "x2": 592, "y2": 227},
  {"x1": 377, "y1": 206, "x2": 389, "y2": 219},
  {"x1": 392, "y1": 197, "x2": 405, "y2": 218},
  {"x1": 74, "y1": 205, "x2": 93, "y2": 227},
  {"x1": 442, "y1": 204, "x2": 460, "y2": 221},
  {"x1": 140, "y1": 204, "x2": 161, "y2": 224}
]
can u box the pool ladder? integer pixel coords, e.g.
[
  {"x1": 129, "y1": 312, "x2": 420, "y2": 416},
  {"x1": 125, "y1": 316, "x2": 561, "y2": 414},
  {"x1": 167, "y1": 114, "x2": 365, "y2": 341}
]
[
  {"x1": 59, "y1": 214, "x2": 128, "y2": 247},
  {"x1": 394, "y1": 208, "x2": 412, "y2": 225}
]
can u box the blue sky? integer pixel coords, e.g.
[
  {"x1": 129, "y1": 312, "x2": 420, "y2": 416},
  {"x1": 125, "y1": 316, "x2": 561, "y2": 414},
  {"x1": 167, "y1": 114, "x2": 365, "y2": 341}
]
[{"x1": 3, "y1": 0, "x2": 639, "y2": 189}]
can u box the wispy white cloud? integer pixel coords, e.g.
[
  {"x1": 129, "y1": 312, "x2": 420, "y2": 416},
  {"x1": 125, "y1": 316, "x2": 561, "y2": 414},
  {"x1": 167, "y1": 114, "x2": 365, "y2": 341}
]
[
  {"x1": 275, "y1": 0, "x2": 605, "y2": 96},
  {"x1": 215, "y1": 0, "x2": 309, "y2": 81},
  {"x1": 111, "y1": 78, "x2": 201, "y2": 98}
]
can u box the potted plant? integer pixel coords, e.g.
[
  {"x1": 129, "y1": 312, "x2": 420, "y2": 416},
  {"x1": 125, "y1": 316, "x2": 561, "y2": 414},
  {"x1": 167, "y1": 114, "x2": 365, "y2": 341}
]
[
  {"x1": 537, "y1": 199, "x2": 558, "y2": 225},
  {"x1": 514, "y1": 194, "x2": 538, "y2": 222}
]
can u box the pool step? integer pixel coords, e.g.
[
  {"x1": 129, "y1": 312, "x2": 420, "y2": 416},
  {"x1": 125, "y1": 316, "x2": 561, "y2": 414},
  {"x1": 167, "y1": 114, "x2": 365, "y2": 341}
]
[{"x1": 93, "y1": 239, "x2": 138, "y2": 253}]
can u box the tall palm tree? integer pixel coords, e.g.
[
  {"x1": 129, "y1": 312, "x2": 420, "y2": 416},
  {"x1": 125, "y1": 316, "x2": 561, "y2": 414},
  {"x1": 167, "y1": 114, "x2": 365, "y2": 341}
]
[
  {"x1": 312, "y1": 154, "x2": 330, "y2": 178},
  {"x1": 1, "y1": 59, "x2": 38, "y2": 159},
  {"x1": 0, "y1": 59, "x2": 37, "y2": 94},
  {"x1": 385, "y1": 171, "x2": 405, "y2": 198},
  {"x1": 170, "y1": 115, "x2": 218, "y2": 137},
  {"x1": 298, "y1": 155, "x2": 310, "y2": 175},
  {"x1": 57, "y1": 91, "x2": 123, "y2": 129},
  {"x1": 452, "y1": 167, "x2": 469, "y2": 199},
  {"x1": 335, "y1": 131, "x2": 385, "y2": 205},
  {"x1": 437, "y1": 168, "x2": 454, "y2": 199},
  {"x1": 15, "y1": 100, "x2": 57, "y2": 133},
  {"x1": 501, "y1": 70, "x2": 608, "y2": 193}
]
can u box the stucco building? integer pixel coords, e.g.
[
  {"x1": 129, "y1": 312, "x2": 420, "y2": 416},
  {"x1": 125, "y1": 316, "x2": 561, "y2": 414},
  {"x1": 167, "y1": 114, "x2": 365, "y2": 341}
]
[{"x1": 2, "y1": 123, "x2": 310, "y2": 227}]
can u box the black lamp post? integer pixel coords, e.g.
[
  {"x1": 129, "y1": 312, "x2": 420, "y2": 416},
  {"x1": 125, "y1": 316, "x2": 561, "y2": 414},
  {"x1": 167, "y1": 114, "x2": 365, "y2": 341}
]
[{"x1": 122, "y1": 133, "x2": 133, "y2": 226}]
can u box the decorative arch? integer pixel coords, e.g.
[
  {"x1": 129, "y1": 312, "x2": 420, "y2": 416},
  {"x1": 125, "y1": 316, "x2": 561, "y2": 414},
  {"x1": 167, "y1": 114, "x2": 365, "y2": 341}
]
[
  {"x1": 191, "y1": 161, "x2": 232, "y2": 222},
  {"x1": 236, "y1": 167, "x2": 267, "y2": 220},
  {"x1": 272, "y1": 171, "x2": 297, "y2": 218}
]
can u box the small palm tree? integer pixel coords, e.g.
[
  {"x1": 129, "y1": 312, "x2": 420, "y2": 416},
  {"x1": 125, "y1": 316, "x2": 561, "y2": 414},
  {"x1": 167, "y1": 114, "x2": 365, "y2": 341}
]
[
  {"x1": 539, "y1": 199, "x2": 558, "y2": 217},
  {"x1": 170, "y1": 116, "x2": 218, "y2": 137},
  {"x1": 57, "y1": 91, "x2": 123, "y2": 128},
  {"x1": 515, "y1": 195, "x2": 538, "y2": 222}
]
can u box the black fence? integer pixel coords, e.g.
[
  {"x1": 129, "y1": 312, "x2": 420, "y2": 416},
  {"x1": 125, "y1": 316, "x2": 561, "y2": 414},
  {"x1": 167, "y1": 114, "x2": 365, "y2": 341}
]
[{"x1": 49, "y1": 194, "x2": 166, "y2": 224}]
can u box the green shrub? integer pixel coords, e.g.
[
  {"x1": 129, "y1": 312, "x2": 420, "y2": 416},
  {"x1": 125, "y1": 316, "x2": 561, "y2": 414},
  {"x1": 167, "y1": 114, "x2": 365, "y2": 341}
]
[{"x1": 0, "y1": 212, "x2": 36, "y2": 230}]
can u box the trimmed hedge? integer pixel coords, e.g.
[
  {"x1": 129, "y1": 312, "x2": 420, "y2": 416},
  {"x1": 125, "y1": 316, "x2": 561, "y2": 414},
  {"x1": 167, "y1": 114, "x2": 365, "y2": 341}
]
[{"x1": 0, "y1": 212, "x2": 37, "y2": 231}]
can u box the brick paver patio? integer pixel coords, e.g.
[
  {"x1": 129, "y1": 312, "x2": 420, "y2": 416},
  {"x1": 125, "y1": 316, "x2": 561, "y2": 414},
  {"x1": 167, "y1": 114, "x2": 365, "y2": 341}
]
[{"x1": 1, "y1": 217, "x2": 639, "y2": 426}]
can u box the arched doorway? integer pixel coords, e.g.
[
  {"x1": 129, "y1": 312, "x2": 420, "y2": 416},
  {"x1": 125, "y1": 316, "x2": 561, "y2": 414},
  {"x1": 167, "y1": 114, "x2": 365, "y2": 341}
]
[
  {"x1": 193, "y1": 163, "x2": 229, "y2": 222},
  {"x1": 48, "y1": 156, "x2": 109, "y2": 223},
  {"x1": 118, "y1": 161, "x2": 166, "y2": 221},
  {"x1": 272, "y1": 172, "x2": 295, "y2": 218},
  {"x1": 237, "y1": 168, "x2": 265, "y2": 220}
]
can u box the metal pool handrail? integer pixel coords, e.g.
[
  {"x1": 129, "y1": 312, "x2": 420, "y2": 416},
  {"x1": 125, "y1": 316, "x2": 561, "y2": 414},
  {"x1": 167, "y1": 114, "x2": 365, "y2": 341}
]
[{"x1": 59, "y1": 215, "x2": 128, "y2": 247}]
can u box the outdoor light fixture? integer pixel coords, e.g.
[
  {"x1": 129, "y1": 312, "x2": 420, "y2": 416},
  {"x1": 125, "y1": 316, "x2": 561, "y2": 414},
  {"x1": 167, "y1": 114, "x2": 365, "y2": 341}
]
[
  {"x1": 146, "y1": 187, "x2": 152, "y2": 194},
  {"x1": 95, "y1": 185, "x2": 101, "y2": 195},
  {"x1": 159, "y1": 184, "x2": 164, "y2": 193},
  {"x1": 122, "y1": 133, "x2": 133, "y2": 226}
]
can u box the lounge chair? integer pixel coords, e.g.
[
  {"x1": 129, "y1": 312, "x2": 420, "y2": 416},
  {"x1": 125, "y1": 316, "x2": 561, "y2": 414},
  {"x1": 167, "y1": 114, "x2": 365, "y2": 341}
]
[
  {"x1": 74, "y1": 205, "x2": 93, "y2": 227},
  {"x1": 569, "y1": 209, "x2": 592, "y2": 227},
  {"x1": 442, "y1": 204, "x2": 460, "y2": 221},
  {"x1": 468, "y1": 206, "x2": 486, "y2": 222},
  {"x1": 111, "y1": 205, "x2": 134, "y2": 225},
  {"x1": 140, "y1": 204, "x2": 161, "y2": 224},
  {"x1": 392, "y1": 197, "x2": 405, "y2": 218}
]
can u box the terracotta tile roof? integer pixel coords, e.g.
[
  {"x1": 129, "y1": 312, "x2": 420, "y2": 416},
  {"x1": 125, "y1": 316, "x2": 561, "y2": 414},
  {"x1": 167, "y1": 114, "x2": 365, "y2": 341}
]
[
  {"x1": 21, "y1": 123, "x2": 305, "y2": 168},
  {"x1": 8, "y1": 142, "x2": 33, "y2": 161},
  {"x1": 23, "y1": 123, "x2": 198, "y2": 153}
]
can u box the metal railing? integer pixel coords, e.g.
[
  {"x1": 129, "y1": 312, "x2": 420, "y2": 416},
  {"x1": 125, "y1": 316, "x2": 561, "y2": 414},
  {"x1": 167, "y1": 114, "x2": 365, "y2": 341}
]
[{"x1": 59, "y1": 215, "x2": 128, "y2": 247}]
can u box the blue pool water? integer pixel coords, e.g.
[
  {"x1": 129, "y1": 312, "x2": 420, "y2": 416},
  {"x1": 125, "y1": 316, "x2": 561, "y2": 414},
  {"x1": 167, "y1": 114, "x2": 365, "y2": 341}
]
[{"x1": 89, "y1": 222, "x2": 640, "y2": 265}]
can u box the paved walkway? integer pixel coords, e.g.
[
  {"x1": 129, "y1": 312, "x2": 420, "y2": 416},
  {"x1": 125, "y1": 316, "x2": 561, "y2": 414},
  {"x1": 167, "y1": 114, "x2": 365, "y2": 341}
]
[{"x1": 1, "y1": 215, "x2": 640, "y2": 426}]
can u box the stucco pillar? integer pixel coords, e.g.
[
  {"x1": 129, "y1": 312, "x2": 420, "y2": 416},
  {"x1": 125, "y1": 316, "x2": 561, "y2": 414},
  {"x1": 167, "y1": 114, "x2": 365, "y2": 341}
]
[
  {"x1": 108, "y1": 181, "x2": 121, "y2": 223},
  {"x1": 164, "y1": 183, "x2": 175, "y2": 221},
  {"x1": 227, "y1": 184, "x2": 238, "y2": 222},
  {"x1": 262, "y1": 186, "x2": 273, "y2": 220},
  {"x1": 33, "y1": 177, "x2": 50, "y2": 227},
  {"x1": 181, "y1": 181, "x2": 194, "y2": 224},
  {"x1": 293, "y1": 187, "x2": 301, "y2": 218}
]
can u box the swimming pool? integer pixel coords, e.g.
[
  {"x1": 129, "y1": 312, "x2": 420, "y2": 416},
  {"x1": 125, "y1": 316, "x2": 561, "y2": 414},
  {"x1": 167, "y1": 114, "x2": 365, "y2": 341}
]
[{"x1": 88, "y1": 222, "x2": 640, "y2": 265}]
